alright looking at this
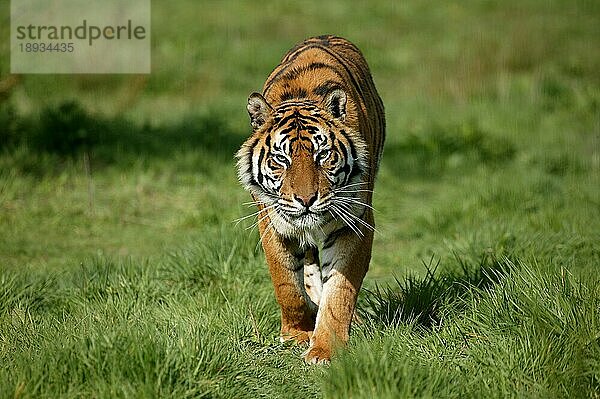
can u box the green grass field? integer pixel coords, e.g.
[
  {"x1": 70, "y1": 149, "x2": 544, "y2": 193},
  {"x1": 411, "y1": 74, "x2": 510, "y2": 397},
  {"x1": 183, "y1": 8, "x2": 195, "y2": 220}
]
[{"x1": 1, "y1": 0, "x2": 600, "y2": 397}]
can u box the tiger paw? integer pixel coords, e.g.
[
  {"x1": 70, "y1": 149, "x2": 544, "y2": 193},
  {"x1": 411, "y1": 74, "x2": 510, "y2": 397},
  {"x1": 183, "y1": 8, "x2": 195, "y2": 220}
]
[
  {"x1": 280, "y1": 327, "x2": 313, "y2": 345},
  {"x1": 302, "y1": 345, "x2": 332, "y2": 365}
]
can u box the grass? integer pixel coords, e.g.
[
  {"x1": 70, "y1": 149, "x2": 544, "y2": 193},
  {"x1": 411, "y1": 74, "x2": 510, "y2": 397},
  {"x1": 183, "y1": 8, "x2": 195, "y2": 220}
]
[{"x1": 1, "y1": 0, "x2": 600, "y2": 397}]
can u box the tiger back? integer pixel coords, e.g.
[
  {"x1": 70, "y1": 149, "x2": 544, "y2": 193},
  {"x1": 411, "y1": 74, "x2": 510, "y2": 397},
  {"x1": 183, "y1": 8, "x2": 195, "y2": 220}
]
[{"x1": 237, "y1": 35, "x2": 385, "y2": 364}]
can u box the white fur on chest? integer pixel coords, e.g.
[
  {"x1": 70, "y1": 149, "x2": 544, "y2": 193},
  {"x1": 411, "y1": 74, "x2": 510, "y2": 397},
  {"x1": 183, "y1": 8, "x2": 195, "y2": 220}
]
[{"x1": 268, "y1": 209, "x2": 343, "y2": 249}]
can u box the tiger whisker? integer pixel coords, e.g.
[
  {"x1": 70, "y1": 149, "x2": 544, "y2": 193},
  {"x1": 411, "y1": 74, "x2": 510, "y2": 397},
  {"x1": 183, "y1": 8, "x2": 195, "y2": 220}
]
[
  {"x1": 334, "y1": 196, "x2": 375, "y2": 211},
  {"x1": 246, "y1": 208, "x2": 276, "y2": 242},
  {"x1": 234, "y1": 209, "x2": 266, "y2": 226},
  {"x1": 338, "y1": 182, "x2": 369, "y2": 189},
  {"x1": 247, "y1": 207, "x2": 278, "y2": 231},
  {"x1": 335, "y1": 207, "x2": 364, "y2": 238},
  {"x1": 242, "y1": 201, "x2": 262, "y2": 207},
  {"x1": 333, "y1": 201, "x2": 377, "y2": 233},
  {"x1": 262, "y1": 220, "x2": 278, "y2": 247},
  {"x1": 234, "y1": 211, "x2": 263, "y2": 226},
  {"x1": 334, "y1": 189, "x2": 373, "y2": 194},
  {"x1": 317, "y1": 220, "x2": 326, "y2": 236},
  {"x1": 233, "y1": 203, "x2": 278, "y2": 226},
  {"x1": 256, "y1": 219, "x2": 276, "y2": 251},
  {"x1": 330, "y1": 205, "x2": 363, "y2": 238}
]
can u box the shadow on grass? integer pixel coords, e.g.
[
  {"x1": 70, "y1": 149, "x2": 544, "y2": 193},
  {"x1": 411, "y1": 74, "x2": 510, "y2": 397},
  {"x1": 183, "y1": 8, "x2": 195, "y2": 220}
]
[
  {"x1": 359, "y1": 253, "x2": 511, "y2": 329},
  {"x1": 2, "y1": 101, "x2": 520, "y2": 178},
  {"x1": 0, "y1": 100, "x2": 246, "y2": 173}
]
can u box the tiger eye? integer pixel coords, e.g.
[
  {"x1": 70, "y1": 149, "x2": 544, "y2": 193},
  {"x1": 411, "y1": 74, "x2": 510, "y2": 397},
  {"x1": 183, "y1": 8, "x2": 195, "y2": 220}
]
[
  {"x1": 316, "y1": 149, "x2": 332, "y2": 163},
  {"x1": 273, "y1": 153, "x2": 289, "y2": 167}
]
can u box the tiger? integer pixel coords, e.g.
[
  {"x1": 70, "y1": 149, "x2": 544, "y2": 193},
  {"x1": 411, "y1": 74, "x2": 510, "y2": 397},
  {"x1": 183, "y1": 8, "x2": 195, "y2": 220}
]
[{"x1": 236, "y1": 35, "x2": 385, "y2": 364}]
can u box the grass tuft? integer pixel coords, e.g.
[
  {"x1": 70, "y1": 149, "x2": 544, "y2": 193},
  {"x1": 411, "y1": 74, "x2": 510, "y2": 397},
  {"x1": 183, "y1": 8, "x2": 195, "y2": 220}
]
[{"x1": 359, "y1": 253, "x2": 509, "y2": 329}]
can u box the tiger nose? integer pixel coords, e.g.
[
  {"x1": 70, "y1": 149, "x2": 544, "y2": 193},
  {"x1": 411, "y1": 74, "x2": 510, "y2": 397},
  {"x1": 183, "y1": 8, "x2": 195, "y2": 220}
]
[{"x1": 294, "y1": 193, "x2": 318, "y2": 208}]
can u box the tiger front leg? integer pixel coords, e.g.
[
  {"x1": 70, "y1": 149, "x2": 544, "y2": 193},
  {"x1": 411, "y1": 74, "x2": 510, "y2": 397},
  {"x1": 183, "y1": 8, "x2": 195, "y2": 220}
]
[
  {"x1": 259, "y1": 224, "x2": 318, "y2": 344},
  {"x1": 303, "y1": 224, "x2": 373, "y2": 364}
]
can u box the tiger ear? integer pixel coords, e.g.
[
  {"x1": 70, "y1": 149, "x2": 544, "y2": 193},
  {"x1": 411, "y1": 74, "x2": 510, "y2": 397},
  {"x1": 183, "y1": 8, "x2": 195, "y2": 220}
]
[
  {"x1": 247, "y1": 92, "x2": 273, "y2": 131},
  {"x1": 324, "y1": 88, "x2": 347, "y2": 121}
]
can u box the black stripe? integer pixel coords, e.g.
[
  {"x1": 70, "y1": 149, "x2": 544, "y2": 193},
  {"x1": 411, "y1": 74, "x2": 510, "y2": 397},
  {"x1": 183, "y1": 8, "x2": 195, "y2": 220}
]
[
  {"x1": 257, "y1": 147, "x2": 265, "y2": 184},
  {"x1": 313, "y1": 80, "x2": 342, "y2": 97},
  {"x1": 248, "y1": 175, "x2": 259, "y2": 188},
  {"x1": 246, "y1": 146, "x2": 259, "y2": 188},
  {"x1": 264, "y1": 45, "x2": 342, "y2": 91},
  {"x1": 276, "y1": 116, "x2": 321, "y2": 134},
  {"x1": 264, "y1": 174, "x2": 277, "y2": 187},
  {"x1": 334, "y1": 163, "x2": 351, "y2": 177},
  {"x1": 245, "y1": 159, "x2": 252, "y2": 177},
  {"x1": 328, "y1": 129, "x2": 337, "y2": 144},
  {"x1": 280, "y1": 91, "x2": 294, "y2": 101},
  {"x1": 338, "y1": 137, "x2": 349, "y2": 160},
  {"x1": 277, "y1": 100, "x2": 318, "y2": 110},
  {"x1": 314, "y1": 35, "x2": 332, "y2": 45},
  {"x1": 275, "y1": 112, "x2": 299, "y2": 128},
  {"x1": 278, "y1": 124, "x2": 297, "y2": 136},
  {"x1": 285, "y1": 44, "x2": 367, "y2": 106},
  {"x1": 279, "y1": 87, "x2": 309, "y2": 101},
  {"x1": 339, "y1": 130, "x2": 358, "y2": 161},
  {"x1": 305, "y1": 125, "x2": 319, "y2": 134},
  {"x1": 280, "y1": 62, "x2": 339, "y2": 82},
  {"x1": 296, "y1": 114, "x2": 320, "y2": 124}
]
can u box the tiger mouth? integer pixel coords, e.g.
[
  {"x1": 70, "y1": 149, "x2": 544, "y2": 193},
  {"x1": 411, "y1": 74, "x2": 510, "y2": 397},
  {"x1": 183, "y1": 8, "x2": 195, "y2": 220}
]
[
  {"x1": 282, "y1": 208, "x2": 325, "y2": 220},
  {"x1": 277, "y1": 207, "x2": 330, "y2": 227}
]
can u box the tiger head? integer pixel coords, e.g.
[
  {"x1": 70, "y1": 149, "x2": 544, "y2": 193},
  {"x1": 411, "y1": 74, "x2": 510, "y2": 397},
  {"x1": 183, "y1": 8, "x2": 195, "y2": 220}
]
[{"x1": 236, "y1": 89, "x2": 369, "y2": 236}]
